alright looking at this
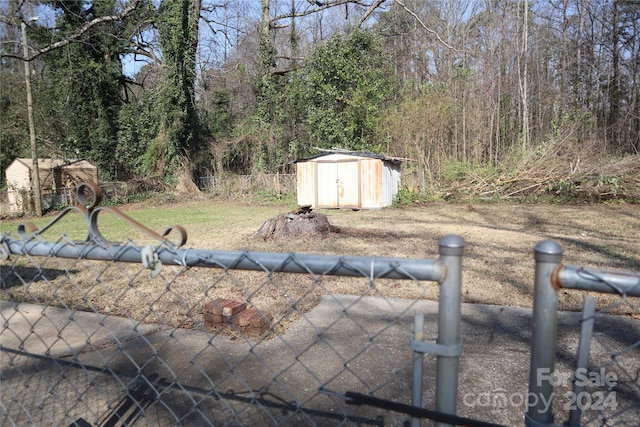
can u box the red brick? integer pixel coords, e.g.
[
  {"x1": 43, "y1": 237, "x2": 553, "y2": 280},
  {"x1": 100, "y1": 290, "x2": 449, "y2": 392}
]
[
  {"x1": 222, "y1": 301, "x2": 246, "y2": 316},
  {"x1": 204, "y1": 298, "x2": 235, "y2": 315},
  {"x1": 250, "y1": 311, "x2": 272, "y2": 328},
  {"x1": 204, "y1": 313, "x2": 223, "y2": 323},
  {"x1": 204, "y1": 301, "x2": 272, "y2": 337},
  {"x1": 237, "y1": 309, "x2": 260, "y2": 327}
]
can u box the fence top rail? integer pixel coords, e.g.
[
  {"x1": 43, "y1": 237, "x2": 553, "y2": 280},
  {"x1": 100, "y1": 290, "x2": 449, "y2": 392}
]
[
  {"x1": 555, "y1": 265, "x2": 640, "y2": 297},
  {"x1": 0, "y1": 235, "x2": 447, "y2": 282}
]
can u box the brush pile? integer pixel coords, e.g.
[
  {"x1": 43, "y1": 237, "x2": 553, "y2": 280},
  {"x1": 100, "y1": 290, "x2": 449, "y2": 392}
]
[{"x1": 435, "y1": 152, "x2": 640, "y2": 202}]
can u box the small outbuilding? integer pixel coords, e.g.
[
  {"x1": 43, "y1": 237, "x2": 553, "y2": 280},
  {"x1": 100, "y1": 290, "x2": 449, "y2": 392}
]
[
  {"x1": 295, "y1": 151, "x2": 402, "y2": 209},
  {"x1": 5, "y1": 158, "x2": 98, "y2": 213}
]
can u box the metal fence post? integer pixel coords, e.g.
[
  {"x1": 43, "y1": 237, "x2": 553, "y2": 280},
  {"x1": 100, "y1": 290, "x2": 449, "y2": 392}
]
[
  {"x1": 527, "y1": 240, "x2": 563, "y2": 426},
  {"x1": 411, "y1": 313, "x2": 425, "y2": 427},
  {"x1": 567, "y1": 295, "x2": 596, "y2": 426},
  {"x1": 435, "y1": 234, "x2": 465, "y2": 427}
]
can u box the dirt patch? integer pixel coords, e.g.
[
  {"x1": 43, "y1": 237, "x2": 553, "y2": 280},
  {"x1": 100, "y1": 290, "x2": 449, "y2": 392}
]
[{"x1": 244, "y1": 202, "x2": 639, "y2": 313}]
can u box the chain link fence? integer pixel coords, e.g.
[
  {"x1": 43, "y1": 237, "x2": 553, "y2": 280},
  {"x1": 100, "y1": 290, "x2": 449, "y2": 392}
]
[
  {"x1": 0, "y1": 238, "x2": 466, "y2": 427},
  {"x1": 197, "y1": 174, "x2": 296, "y2": 197},
  {"x1": 576, "y1": 293, "x2": 640, "y2": 427},
  {"x1": 1, "y1": 183, "x2": 473, "y2": 426},
  {"x1": 527, "y1": 241, "x2": 640, "y2": 427},
  {"x1": 2, "y1": 183, "x2": 638, "y2": 427}
]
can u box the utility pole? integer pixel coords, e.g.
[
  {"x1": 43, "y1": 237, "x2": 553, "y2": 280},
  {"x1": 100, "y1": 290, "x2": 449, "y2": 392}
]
[{"x1": 22, "y1": 17, "x2": 42, "y2": 216}]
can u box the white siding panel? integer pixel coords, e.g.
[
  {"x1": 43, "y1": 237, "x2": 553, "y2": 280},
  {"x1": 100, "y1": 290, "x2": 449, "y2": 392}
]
[
  {"x1": 314, "y1": 160, "x2": 360, "y2": 208},
  {"x1": 336, "y1": 160, "x2": 359, "y2": 208},
  {"x1": 5, "y1": 160, "x2": 30, "y2": 213},
  {"x1": 5, "y1": 160, "x2": 31, "y2": 190},
  {"x1": 296, "y1": 162, "x2": 316, "y2": 206},
  {"x1": 360, "y1": 159, "x2": 381, "y2": 208},
  {"x1": 390, "y1": 164, "x2": 401, "y2": 204},
  {"x1": 316, "y1": 162, "x2": 338, "y2": 208}
]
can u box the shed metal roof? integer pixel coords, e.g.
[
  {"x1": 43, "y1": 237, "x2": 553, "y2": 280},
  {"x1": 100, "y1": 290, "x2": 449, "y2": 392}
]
[{"x1": 295, "y1": 150, "x2": 404, "y2": 164}]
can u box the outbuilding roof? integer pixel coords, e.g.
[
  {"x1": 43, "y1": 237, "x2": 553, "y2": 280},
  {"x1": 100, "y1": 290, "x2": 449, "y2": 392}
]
[
  {"x1": 11, "y1": 158, "x2": 95, "y2": 170},
  {"x1": 295, "y1": 150, "x2": 404, "y2": 164}
]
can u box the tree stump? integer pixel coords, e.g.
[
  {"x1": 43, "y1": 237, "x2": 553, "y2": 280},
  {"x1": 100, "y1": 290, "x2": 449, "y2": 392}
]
[{"x1": 254, "y1": 206, "x2": 338, "y2": 239}]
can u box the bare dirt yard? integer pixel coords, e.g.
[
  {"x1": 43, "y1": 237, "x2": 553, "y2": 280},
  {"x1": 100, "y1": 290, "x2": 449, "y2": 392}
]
[
  {"x1": 244, "y1": 201, "x2": 640, "y2": 311},
  {"x1": 2, "y1": 200, "x2": 639, "y2": 329}
]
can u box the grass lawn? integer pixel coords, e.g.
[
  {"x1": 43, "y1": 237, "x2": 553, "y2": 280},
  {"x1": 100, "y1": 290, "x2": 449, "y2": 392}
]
[{"x1": 2, "y1": 196, "x2": 639, "y2": 329}]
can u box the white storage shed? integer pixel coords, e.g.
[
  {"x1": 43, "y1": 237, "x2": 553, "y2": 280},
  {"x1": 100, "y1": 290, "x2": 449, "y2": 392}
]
[
  {"x1": 5, "y1": 158, "x2": 98, "y2": 212},
  {"x1": 295, "y1": 151, "x2": 402, "y2": 209}
]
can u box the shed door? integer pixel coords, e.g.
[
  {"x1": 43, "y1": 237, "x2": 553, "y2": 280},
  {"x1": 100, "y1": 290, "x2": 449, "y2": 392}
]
[{"x1": 316, "y1": 160, "x2": 360, "y2": 208}]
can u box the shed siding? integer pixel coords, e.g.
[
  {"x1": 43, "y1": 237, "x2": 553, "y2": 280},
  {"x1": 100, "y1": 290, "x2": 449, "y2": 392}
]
[
  {"x1": 5, "y1": 161, "x2": 30, "y2": 190},
  {"x1": 5, "y1": 158, "x2": 99, "y2": 213},
  {"x1": 295, "y1": 152, "x2": 401, "y2": 209},
  {"x1": 315, "y1": 159, "x2": 360, "y2": 208},
  {"x1": 389, "y1": 163, "x2": 401, "y2": 204},
  {"x1": 338, "y1": 160, "x2": 360, "y2": 208},
  {"x1": 296, "y1": 161, "x2": 315, "y2": 206},
  {"x1": 359, "y1": 158, "x2": 381, "y2": 208},
  {"x1": 381, "y1": 162, "x2": 401, "y2": 206},
  {"x1": 316, "y1": 162, "x2": 337, "y2": 208},
  {"x1": 5, "y1": 161, "x2": 31, "y2": 212}
]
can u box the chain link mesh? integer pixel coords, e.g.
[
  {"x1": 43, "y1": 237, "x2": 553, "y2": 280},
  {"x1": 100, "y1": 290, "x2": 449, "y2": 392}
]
[
  {"x1": 565, "y1": 270, "x2": 640, "y2": 427},
  {"x1": 2, "y1": 233, "x2": 446, "y2": 426},
  {"x1": 2, "y1": 227, "x2": 639, "y2": 426}
]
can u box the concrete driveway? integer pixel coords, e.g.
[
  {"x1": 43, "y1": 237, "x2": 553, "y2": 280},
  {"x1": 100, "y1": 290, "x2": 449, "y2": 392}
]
[{"x1": 2, "y1": 296, "x2": 638, "y2": 426}]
